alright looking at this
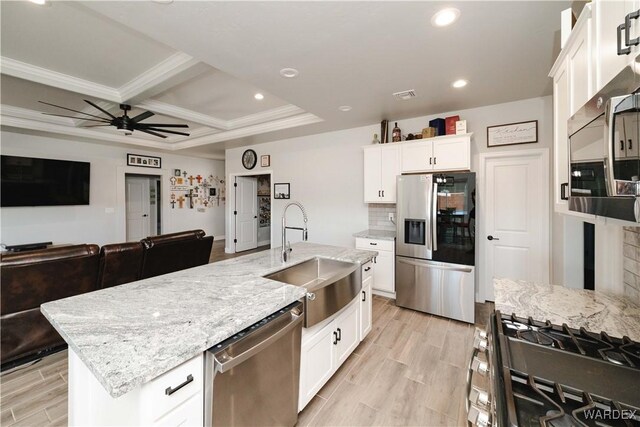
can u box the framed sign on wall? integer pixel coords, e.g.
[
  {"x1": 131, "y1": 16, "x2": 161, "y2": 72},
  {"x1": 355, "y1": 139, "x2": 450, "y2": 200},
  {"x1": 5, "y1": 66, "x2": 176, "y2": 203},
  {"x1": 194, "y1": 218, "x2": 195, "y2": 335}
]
[
  {"x1": 127, "y1": 153, "x2": 161, "y2": 168},
  {"x1": 487, "y1": 120, "x2": 538, "y2": 147}
]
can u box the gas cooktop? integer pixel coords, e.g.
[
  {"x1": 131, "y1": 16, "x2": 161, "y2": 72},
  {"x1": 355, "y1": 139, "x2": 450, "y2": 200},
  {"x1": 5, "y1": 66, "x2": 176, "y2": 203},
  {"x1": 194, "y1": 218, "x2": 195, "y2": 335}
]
[{"x1": 486, "y1": 311, "x2": 640, "y2": 427}]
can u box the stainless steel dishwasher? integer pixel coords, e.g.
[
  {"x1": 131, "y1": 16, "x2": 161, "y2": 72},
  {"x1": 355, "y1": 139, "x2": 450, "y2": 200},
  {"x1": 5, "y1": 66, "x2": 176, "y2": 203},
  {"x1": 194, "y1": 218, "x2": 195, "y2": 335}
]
[{"x1": 204, "y1": 300, "x2": 304, "y2": 426}]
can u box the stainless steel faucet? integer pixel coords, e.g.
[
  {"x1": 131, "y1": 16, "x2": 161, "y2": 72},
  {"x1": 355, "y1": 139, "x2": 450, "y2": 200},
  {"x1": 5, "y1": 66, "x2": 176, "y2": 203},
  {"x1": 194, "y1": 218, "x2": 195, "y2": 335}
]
[{"x1": 281, "y1": 201, "x2": 308, "y2": 262}]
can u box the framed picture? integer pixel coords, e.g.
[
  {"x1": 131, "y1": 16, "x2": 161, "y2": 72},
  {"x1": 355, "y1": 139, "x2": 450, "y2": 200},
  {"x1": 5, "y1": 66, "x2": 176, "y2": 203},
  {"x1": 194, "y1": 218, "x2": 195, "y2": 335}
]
[
  {"x1": 127, "y1": 153, "x2": 162, "y2": 169},
  {"x1": 261, "y1": 155, "x2": 271, "y2": 167},
  {"x1": 274, "y1": 183, "x2": 290, "y2": 199},
  {"x1": 487, "y1": 120, "x2": 538, "y2": 147},
  {"x1": 174, "y1": 169, "x2": 181, "y2": 176}
]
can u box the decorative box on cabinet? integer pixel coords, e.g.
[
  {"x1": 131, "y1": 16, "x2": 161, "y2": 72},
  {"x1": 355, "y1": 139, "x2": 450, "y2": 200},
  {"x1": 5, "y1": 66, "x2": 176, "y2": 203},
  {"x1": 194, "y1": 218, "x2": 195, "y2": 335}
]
[
  {"x1": 363, "y1": 145, "x2": 401, "y2": 203},
  {"x1": 355, "y1": 238, "x2": 395, "y2": 298},
  {"x1": 400, "y1": 133, "x2": 471, "y2": 173}
]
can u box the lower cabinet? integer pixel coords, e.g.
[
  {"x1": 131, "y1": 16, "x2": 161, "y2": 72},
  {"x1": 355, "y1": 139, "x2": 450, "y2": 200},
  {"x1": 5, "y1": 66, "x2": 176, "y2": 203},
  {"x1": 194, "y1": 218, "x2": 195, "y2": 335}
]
[
  {"x1": 356, "y1": 238, "x2": 395, "y2": 297},
  {"x1": 359, "y1": 274, "x2": 373, "y2": 341}
]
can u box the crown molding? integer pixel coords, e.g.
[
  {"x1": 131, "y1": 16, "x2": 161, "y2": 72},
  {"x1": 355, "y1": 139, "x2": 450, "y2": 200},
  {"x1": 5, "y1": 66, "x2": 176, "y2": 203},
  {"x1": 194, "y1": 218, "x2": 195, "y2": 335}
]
[
  {"x1": 118, "y1": 53, "x2": 200, "y2": 101},
  {"x1": 1, "y1": 104, "x2": 75, "y2": 127},
  {"x1": 136, "y1": 99, "x2": 229, "y2": 130},
  {"x1": 173, "y1": 113, "x2": 323, "y2": 150},
  {"x1": 1, "y1": 57, "x2": 121, "y2": 103},
  {"x1": 226, "y1": 104, "x2": 306, "y2": 128}
]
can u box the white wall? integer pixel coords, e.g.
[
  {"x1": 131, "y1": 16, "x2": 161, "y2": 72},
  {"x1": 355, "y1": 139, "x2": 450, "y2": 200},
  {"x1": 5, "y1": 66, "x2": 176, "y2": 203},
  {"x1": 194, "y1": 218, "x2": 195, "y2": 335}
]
[
  {"x1": 226, "y1": 96, "x2": 559, "y2": 275},
  {"x1": 0, "y1": 131, "x2": 225, "y2": 246}
]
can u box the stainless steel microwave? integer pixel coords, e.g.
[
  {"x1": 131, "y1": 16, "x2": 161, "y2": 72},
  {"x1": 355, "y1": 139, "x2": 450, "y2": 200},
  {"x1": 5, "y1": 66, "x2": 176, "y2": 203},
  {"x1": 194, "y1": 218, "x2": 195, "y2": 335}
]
[{"x1": 567, "y1": 56, "x2": 640, "y2": 222}]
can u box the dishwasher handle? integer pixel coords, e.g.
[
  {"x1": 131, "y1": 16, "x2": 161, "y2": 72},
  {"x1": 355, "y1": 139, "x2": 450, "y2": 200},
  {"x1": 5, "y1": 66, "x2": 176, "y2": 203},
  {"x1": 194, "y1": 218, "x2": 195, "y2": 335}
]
[{"x1": 212, "y1": 305, "x2": 303, "y2": 373}]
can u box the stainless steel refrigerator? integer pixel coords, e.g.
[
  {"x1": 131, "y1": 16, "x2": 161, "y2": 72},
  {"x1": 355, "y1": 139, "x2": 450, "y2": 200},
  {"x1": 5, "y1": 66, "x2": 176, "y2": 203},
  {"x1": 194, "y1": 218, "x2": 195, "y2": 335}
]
[{"x1": 395, "y1": 173, "x2": 476, "y2": 323}]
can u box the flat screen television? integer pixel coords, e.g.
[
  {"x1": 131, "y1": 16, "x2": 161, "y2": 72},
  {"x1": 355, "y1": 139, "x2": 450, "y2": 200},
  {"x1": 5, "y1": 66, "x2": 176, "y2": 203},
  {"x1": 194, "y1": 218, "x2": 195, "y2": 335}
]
[{"x1": 1, "y1": 155, "x2": 90, "y2": 207}]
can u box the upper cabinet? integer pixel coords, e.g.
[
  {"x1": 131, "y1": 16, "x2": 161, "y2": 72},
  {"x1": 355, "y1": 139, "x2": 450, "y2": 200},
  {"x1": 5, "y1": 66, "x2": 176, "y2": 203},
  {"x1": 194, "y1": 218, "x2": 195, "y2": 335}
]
[
  {"x1": 363, "y1": 144, "x2": 401, "y2": 203},
  {"x1": 400, "y1": 134, "x2": 472, "y2": 174},
  {"x1": 363, "y1": 134, "x2": 471, "y2": 204},
  {"x1": 549, "y1": 1, "x2": 640, "y2": 217}
]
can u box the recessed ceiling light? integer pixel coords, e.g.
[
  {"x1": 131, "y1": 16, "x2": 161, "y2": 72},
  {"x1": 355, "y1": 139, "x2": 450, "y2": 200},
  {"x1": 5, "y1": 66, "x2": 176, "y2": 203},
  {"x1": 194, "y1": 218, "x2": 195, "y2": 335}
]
[
  {"x1": 29, "y1": 0, "x2": 47, "y2": 5},
  {"x1": 254, "y1": 93, "x2": 264, "y2": 100},
  {"x1": 280, "y1": 68, "x2": 299, "y2": 78},
  {"x1": 452, "y1": 79, "x2": 468, "y2": 88},
  {"x1": 431, "y1": 8, "x2": 460, "y2": 27},
  {"x1": 338, "y1": 106, "x2": 352, "y2": 112}
]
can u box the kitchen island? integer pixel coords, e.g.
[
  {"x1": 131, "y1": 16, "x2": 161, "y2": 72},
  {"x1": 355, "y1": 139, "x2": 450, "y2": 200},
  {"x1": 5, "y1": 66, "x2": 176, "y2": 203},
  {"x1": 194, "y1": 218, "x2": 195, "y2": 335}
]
[
  {"x1": 40, "y1": 242, "x2": 376, "y2": 425},
  {"x1": 494, "y1": 278, "x2": 640, "y2": 341}
]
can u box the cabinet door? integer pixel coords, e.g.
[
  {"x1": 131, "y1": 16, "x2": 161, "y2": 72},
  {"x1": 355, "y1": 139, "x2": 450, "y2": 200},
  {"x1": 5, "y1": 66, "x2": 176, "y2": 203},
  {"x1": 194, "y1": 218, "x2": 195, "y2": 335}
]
[
  {"x1": 595, "y1": 0, "x2": 633, "y2": 91},
  {"x1": 373, "y1": 250, "x2": 395, "y2": 294},
  {"x1": 363, "y1": 147, "x2": 382, "y2": 203},
  {"x1": 625, "y1": 114, "x2": 639, "y2": 158},
  {"x1": 153, "y1": 393, "x2": 202, "y2": 427},
  {"x1": 553, "y1": 58, "x2": 570, "y2": 211},
  {"x1": 432, "y1": 137, "x2": 470, "y2": 171},
  {"x1": 359, "y1": 276, "x2": 373, "y2": 340},
  {"x1": 299, "y1": 320, "x2": 336, "y2": 411},
  {"x1": 568, "y1": 16, "x2": 592, "y2": 116},
  {"x1": 401, "y1": 140, "x2": 433, "y2": 173},
  {"x1": 335, "y1": 301, "x2": 360, "y2": 366},
  {"x1": 380, "y1": 145, "x2": 401, "y2": 202}
]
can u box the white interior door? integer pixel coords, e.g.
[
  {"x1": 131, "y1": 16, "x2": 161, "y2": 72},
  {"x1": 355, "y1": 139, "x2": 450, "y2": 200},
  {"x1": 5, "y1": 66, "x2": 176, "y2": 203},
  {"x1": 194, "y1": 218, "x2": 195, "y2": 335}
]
[
  {"x1": 126, "y1": 176, "x2": 151, "y2": 242},
  {"x1": 235, "y1": 176, "x2": 258, "y2": 252},
  {"x1": 480, "y1": 150, "x2": 550, "y2": 301}
]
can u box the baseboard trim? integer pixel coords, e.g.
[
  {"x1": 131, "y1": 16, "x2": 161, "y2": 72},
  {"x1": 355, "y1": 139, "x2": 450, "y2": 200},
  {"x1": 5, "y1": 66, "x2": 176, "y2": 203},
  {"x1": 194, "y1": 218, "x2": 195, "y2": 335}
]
[
  {"x1": 257, "y1": 240, "x2": 270, "y2": 247},
  {"x1": 372, "y1": 289, "x2": 396, "y2": 300},
  {"x1": 224, "y1": 247, "x2": 234, "y2": 254},
  {"x1": 214, "y1": 234, "x2": 226, "y2": 241}
]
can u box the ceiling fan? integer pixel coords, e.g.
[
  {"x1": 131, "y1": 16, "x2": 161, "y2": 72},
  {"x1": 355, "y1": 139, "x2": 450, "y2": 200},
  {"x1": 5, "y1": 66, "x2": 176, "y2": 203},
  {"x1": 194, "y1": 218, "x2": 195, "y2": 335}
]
[{"x1": 38, "y1": 100, "x2": 190, "y2": 139}]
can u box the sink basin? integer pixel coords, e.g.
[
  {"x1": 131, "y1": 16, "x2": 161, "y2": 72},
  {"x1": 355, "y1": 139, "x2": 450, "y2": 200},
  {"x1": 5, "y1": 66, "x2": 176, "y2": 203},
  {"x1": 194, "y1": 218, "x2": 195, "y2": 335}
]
[{"x1": 265, "y1": 257, "x2": 361, "y2": 327}]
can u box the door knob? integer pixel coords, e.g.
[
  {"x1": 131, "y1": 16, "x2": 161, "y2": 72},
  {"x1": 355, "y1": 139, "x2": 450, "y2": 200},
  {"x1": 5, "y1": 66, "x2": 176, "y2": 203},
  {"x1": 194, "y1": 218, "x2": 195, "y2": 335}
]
[
  {"x1": 487, "y1": 235, "x2": 499, "y2": 241},
  {"x1": 142, "y1": 214, "x2": 148, "y2": 217},
  {"x1": 254, "y1": 216, "x2": 257, "y2": 219}
]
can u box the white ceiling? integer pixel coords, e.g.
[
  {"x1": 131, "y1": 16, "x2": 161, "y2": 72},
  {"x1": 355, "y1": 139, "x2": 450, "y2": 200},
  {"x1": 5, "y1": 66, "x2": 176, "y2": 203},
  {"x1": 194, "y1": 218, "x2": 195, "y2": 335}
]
[{"x1": 1, "y1": 1, "x2": 571, "y2": 158}]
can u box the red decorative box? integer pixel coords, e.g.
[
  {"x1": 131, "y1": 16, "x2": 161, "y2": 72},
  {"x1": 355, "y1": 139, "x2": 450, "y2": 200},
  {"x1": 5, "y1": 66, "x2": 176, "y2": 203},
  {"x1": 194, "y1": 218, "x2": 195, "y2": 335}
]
[{"x1": 445, "y1": 115, "x2": 460, "y2": 135}]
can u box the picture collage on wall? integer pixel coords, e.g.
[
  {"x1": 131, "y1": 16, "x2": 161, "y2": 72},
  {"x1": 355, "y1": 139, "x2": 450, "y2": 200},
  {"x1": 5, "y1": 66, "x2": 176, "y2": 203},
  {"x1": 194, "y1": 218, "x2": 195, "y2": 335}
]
[{"x1": 169, "y1": 169, "x2": 225, "y2": 211}]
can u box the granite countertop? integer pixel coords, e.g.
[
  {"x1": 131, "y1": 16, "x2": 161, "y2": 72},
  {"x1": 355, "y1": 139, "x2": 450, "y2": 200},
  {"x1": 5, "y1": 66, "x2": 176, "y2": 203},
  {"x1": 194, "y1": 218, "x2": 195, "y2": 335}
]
[
  {"x1": 353, "y1": 229, "x2": 396, "y2": 241},
  {"x1": 494, "y1": 278, "x2": 640, "y2": 341},
  {"x1": 41, "y1": 242, "x2": 377, "y2": 398}
]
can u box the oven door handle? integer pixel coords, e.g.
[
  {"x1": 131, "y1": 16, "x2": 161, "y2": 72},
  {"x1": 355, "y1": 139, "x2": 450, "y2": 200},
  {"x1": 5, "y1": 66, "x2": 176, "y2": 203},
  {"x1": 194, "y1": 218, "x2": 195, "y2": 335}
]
[
  {"x1": 465, "y1": 347, "x2": 480, "y2": 415},
  {"x1": 212, "y1": 306, "x2": 303, "y2": 373}
]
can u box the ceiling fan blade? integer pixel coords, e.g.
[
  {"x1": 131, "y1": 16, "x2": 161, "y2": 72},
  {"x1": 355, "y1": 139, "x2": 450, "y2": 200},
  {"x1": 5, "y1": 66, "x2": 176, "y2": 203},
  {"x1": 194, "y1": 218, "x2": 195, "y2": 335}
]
[
  {"x1": 137, "y1": 128, "x2": 167, "y2": 139},
  {"x1": 130, "y1": 111, "x2": 154, "y2": 123},
  {"x1": 84, "y1": 100, "x2": 117, "y2": 119},
  {"x1": 141, "y1": 127, "x2": 191, "y2": 137},
  {"x1": 42, "y1": 113, "x2": 111, "y2": 123},
  {"x1": 135, "y1": 123, "x2": 189, "y2": 128},
  {"x1": 38, "y1": 101, "x2": 111, "y2": 121}
]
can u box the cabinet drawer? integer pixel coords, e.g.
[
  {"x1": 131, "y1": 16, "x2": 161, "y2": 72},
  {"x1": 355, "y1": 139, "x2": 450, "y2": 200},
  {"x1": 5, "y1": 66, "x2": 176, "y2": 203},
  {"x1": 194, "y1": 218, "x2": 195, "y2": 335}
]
[
  {"x1": 142, "y1": 354, "x2": 203, "y2": 422},
  {"x1": 153, "y1": 392, "x2": 203, "y2": 427},
  {"x1": 355, "y1": 237, "x2": 394, "y2": 252},
  {"x1": 362, "y1": 261, "x2": 373, "y2": 281}
]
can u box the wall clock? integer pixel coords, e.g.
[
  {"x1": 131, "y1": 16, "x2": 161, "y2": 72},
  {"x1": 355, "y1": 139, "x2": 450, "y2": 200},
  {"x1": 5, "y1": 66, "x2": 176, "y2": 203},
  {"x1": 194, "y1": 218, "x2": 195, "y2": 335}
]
[{"x1": 242, "y1": 149, "x2": 257, "y2": 170}]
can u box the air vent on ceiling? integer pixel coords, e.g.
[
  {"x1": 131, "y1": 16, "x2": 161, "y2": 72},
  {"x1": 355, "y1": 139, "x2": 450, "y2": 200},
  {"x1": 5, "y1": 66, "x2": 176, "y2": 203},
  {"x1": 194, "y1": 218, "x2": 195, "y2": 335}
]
[{"x1": 393, "y1": 89, "x2": 417, "y2": 100}]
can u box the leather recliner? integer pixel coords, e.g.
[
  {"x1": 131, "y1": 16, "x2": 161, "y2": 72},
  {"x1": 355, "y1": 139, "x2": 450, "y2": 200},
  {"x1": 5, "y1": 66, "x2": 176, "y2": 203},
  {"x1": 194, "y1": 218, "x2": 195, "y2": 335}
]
[
  {"x1": 0, "y1": 244, "x2": 100, "y2": 367},
  {"x1": 97, "y1": 242, "x2": 144, "y2": 289},
  {"x1": 140, "y1": 230, "x2": 213, "y2": 279}
]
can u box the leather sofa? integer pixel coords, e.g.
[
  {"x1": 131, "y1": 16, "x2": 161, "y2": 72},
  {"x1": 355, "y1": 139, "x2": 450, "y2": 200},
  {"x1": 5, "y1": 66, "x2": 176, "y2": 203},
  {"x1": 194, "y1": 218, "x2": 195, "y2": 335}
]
[
  {"x1": 0, "y1": 244, "x2": 100, "y2": 367},
  {"x1": 140, "y1": 230, "x2": 214, "y2": 279},
  {"x1": 1, "y1": 230, "x2": 214, "y2": 369}
]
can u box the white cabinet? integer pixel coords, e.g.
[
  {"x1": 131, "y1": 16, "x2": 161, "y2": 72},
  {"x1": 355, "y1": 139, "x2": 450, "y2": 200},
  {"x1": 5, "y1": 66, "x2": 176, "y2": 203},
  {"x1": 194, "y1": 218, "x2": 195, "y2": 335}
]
[
  {"x1": 153, "y1": 393, "x2": 202, "y2": 427},
  {"x1": 298, "y1": 298, "x2": 361, "y2": 411},
  {"x1": 400, "y1": 134, "x2": 471, "y2": 173},
  {"x1": 567, "y1": 9, "x2": 594, "y2": 116},
  {"x1": 553, "y1": 57, "x2": 570, "y2": 212},
  {"x1": 356, "y1": 238, "x2": 395, "y2": 298},
  {"x1": 363, "y1": 145, "x2": 401, "y2": 203},
  {"x1": 594, "y1": 0, "x2": 640, "y2": 92},
  {"x1": 359, "y1": 270, "x2": 372, "y2": 341}
]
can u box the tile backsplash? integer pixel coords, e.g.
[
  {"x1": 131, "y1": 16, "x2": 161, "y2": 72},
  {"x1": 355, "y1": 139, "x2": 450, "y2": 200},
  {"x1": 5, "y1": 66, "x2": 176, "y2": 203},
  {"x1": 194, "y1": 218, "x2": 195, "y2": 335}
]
[
  {"x1": 368, "y1": 203, "x2": 396, "y2": 232},
  {"x1": 622, "y1": 227, "x2": 640, "y2": 305}
]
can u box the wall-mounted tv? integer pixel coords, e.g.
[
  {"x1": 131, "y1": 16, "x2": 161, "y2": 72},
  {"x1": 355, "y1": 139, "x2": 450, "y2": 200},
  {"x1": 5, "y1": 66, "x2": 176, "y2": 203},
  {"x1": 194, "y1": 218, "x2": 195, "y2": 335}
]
[{"x1": 1, "y1": 155, "x2": 90, "y2": 207}]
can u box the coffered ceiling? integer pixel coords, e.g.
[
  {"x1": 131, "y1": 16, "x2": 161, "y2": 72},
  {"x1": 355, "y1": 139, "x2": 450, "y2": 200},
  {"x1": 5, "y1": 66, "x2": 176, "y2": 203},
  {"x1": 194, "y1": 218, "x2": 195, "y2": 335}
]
[{"x1": 1, "y1": 1, "x2": 571, "y2": 158}]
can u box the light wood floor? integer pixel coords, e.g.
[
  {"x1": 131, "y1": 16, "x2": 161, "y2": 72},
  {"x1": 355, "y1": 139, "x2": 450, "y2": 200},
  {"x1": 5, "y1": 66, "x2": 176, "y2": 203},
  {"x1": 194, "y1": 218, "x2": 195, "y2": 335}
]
[{"x1": 1, "y1": 241, "x2": 491, "y2": 427}]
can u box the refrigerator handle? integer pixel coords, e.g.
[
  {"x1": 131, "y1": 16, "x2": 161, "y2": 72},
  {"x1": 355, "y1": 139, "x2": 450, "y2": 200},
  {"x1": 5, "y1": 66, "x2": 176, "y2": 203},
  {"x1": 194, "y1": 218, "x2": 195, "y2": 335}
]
[
  {"x1": 425, "y1": 182, "x2": 432, "y2": 251},
  {"x1": 432, "y1": 182, "x2": 438, "y2": 251}
]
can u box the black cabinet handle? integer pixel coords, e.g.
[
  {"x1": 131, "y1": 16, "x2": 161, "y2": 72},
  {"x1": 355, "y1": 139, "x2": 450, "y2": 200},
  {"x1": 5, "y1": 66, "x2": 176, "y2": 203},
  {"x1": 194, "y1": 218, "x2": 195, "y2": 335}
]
[
  {"x1": 621, "y1": 140, "x2": 625, "y2": 151},
  {"x1": 370, "y1": 242, "x2": 377, "y2": 246},
  {"x1": 362, "y1": 290, "x2": 366, "y2": 302},
  {"x1": 337, "y1": 328, "x2": 342, "y2": 341},
  {"x1": 378, "y1": 190, "x2": 381, "y2": 197},
  {"x1": 561, "y1": 183, "x2": 569, "y2": 201},
  {"x1": 625, "y1": 10, "x2": 640, "y2": 47},
  {"x1": 629, "y1": 139, "x2": 633, "y2": 150},
  {"x1": 381, "y1": 190, "x2": 385, "y2": 197},
  {"x1": 374, "y1": 257, "x2": 377, "y2": 263},
  {"x1": 165, "y1": 374, "x2": 194, "y2": 396},
  {"x1": 618, "y1": 22, "x2": 631, "y2": 55},
  {"x1": 333, "y1": 331, "x2": 338, "y2": 345},
  {"x1": 429, "y1": 157, "x2": 432, "y2": 165},
  {"x1": 434, "y1": 157, "x2": 437, "y2": 165},
  {"x1": 364, "y1": 266, "x2": 371, "y2": 272},
  {"x1": 487, "y1": 235, "x2": 500, "y2": 241}
]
